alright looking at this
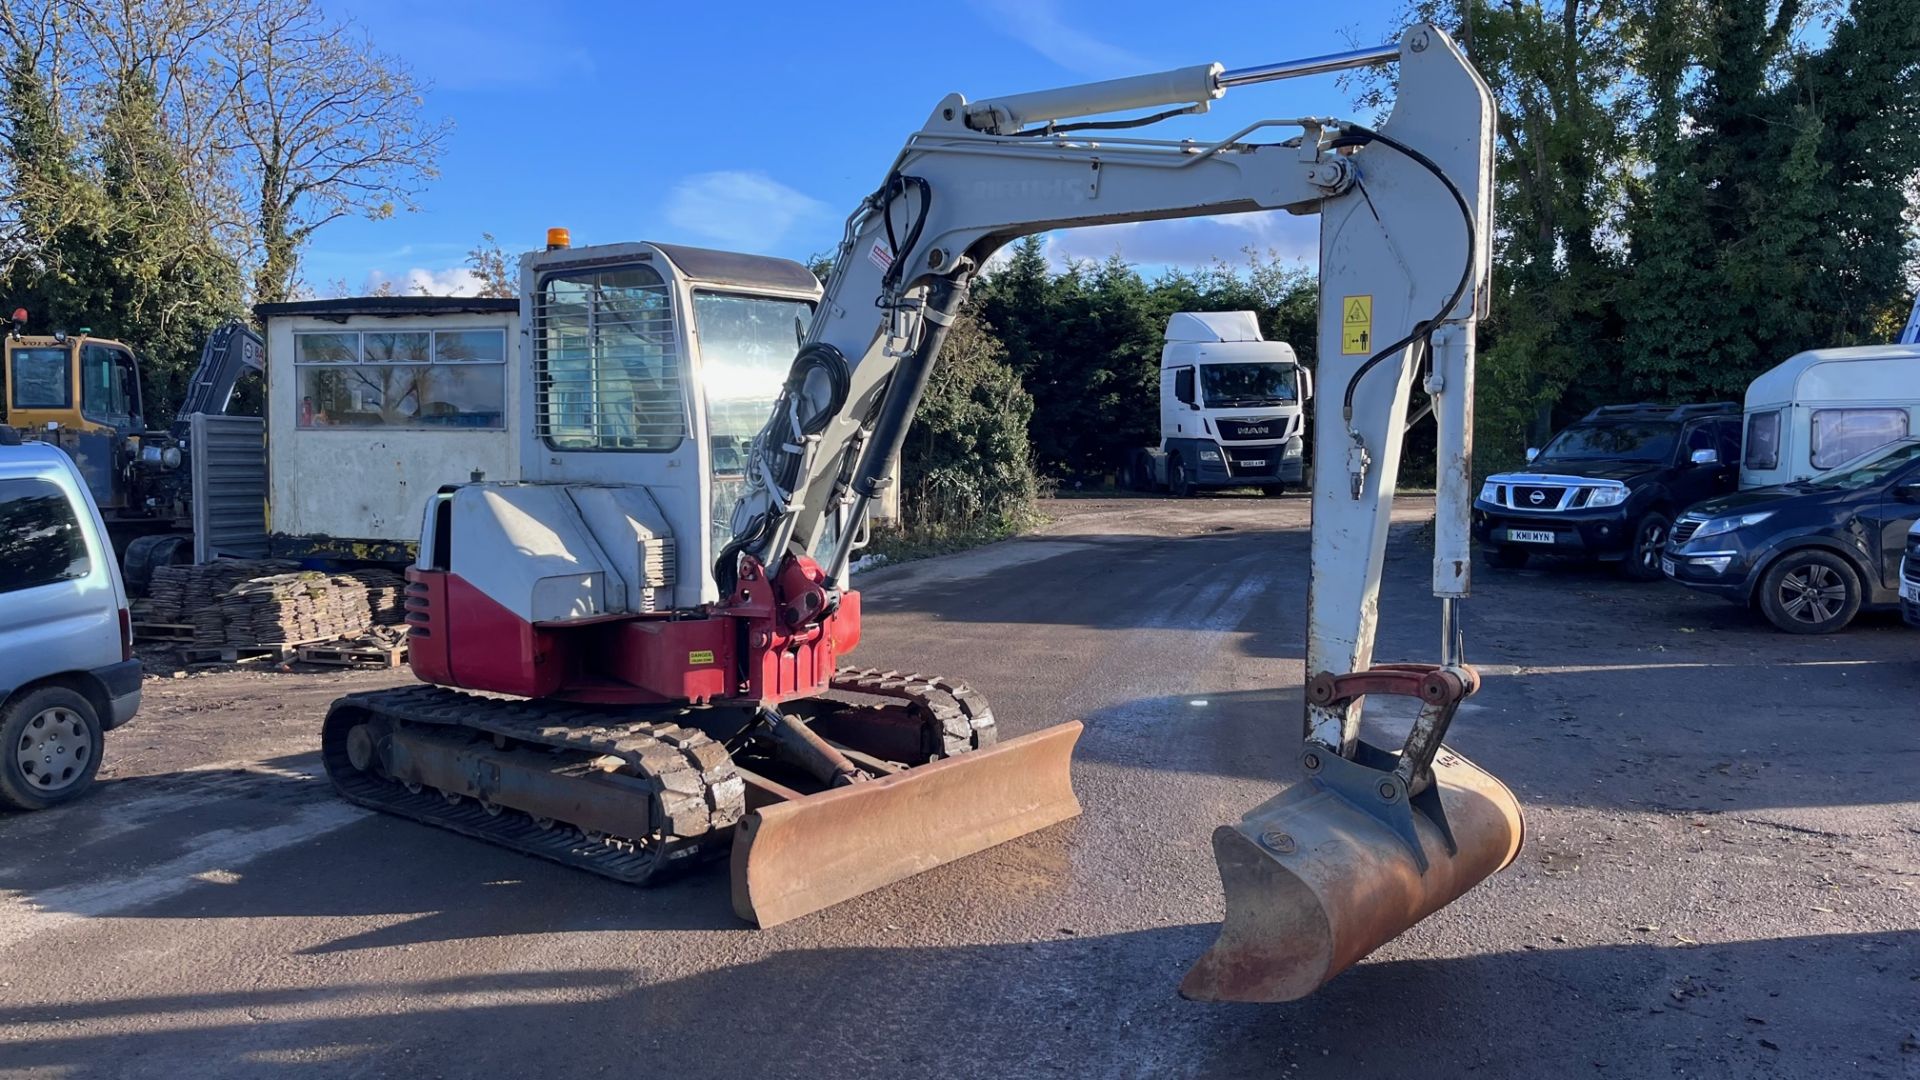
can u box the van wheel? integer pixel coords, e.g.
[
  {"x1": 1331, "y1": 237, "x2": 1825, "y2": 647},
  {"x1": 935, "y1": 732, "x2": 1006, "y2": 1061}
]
[
  {"x1": 1758, "y1": 550, "x2": 1861, "y2": 634},
  {"x1": 1618, "y1": 511, "x2": 1670, "y2": 582},
  {"x1": 0, "y1": 687, "x2": 105, "y2": 811},
  {"x1": 1169, "y1": 456, "x2": 1193, "y2": 498}
]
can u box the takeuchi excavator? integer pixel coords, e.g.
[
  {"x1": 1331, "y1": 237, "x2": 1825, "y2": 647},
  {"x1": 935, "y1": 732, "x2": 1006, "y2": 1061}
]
[{"x1": 322, "y1": 23, "x2": 1523, "y2": 1002}]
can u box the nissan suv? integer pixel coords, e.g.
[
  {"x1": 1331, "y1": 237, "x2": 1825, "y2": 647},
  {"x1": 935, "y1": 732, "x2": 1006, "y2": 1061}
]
[{"x1": 1473, "y1": 403, "x2": 1742, "y2": 580}]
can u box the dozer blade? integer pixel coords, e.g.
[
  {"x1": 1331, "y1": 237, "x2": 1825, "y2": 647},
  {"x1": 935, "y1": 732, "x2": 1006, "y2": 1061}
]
[
  {"x1": 1180, "y1": 745, "x2": 1523, "y2": 1002},
  {"x1": 732, "y1": 720, "x2": 1082, "y2": 928}
]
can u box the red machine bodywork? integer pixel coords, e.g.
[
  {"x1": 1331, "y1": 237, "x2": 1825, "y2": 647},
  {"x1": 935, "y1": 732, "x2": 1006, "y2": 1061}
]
[{"x1": 404, "y1": 555, "x2": 860, "y2": 707}]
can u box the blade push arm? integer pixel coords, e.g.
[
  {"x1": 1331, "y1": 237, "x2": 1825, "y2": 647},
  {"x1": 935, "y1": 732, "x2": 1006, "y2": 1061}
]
[{"x1": 730, "y1": 26, "x2": 1493, "y2": 761}]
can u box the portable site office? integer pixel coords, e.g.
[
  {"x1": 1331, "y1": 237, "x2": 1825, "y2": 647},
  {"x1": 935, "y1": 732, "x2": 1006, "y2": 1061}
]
[{"x1": 254, "y1": 296, "x2": 522, "y2": 564}]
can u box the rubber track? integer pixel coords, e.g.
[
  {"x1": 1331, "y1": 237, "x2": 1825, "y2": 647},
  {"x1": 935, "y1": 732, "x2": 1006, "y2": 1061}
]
[
  {"x1": 322, "y1": 684, "x2": 743, "y2": 885},
  {"x1": 826, "y1": 668, "x2": 999, "y2": 756}
]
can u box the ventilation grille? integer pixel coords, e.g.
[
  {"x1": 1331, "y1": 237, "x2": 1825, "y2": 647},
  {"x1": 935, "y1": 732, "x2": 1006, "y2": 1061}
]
[{"x1": 534, "y1": 266, "x2": 686, "y2": 451}]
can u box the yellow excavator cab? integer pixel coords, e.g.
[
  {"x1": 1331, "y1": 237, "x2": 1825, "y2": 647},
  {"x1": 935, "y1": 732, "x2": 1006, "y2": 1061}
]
[{"x1": 3, "y1": 321, "x2": 145, "y2": 437}]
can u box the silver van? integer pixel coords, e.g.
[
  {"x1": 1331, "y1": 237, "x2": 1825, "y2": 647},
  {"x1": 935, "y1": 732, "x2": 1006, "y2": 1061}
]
[{"x1": 0, "y1": 439, "x2": 141, "y2": 809}]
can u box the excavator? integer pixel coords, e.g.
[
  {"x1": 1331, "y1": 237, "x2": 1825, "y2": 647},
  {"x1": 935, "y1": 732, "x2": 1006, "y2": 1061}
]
[{"x1": 322, "y1": 23, "x2": 1523, "y2": 1002}]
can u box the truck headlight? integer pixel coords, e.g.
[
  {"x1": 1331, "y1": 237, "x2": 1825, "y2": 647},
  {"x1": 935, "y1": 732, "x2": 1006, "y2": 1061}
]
[
  {"x1": 1478, "y1": 481, "x2": 1498, "y2": 503},
  {"x1": 1585, "y1": 486, "x2": 1628, "y2": 508},
  {"x1": 1693, "y1": 511, "x2": 1772, "y2": 541},
  {"x1": 1284, "y1": 439, "x2": 1303, "y2": 458},
  {"x1": 1199, "y1": 449, "x2": 1221, "y2": 462}
]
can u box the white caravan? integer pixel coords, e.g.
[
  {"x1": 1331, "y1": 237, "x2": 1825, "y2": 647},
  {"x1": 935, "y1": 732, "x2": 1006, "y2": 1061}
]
[
  {"x1": 1127, "y1": 311, "x2": 1311, "y2": 496},
  {"x1": 1740, "y1": 344, "x2": 1920, "y2": 489}
]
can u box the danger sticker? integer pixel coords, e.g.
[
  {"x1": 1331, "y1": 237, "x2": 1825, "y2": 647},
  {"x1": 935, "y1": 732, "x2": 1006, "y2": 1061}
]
[
  {"x1": 867, "y1": 240, "x2": 895, "y2": 272},
  {"x1": 688, "y1": 649, "x2": 715, "y2": 665},
  {"x1": 1341, "y1": 294, "x2": 1373, "y2": 355}
]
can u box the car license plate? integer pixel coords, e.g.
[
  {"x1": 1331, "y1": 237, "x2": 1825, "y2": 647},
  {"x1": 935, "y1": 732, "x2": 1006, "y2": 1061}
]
[
  {"x1": 1240, "y1": 459, "x2": 1266, "y2": 468},
  {"x1": 1903, "y1": 579, "x2": 1920, "y2": 603},
  {"x1": 1507, "y1": 529, "x2": 1554, "y2": 544},
  {"x1": 1661, "y1": 557, "x2": 1677, "y2": 577}
]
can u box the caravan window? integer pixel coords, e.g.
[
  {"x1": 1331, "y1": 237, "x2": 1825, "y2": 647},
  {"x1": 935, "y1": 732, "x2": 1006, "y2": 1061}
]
[
  {"x1": 1810, "y1": 408, "x2": 1908, "y2": 470},
  {"x1": 1744, "y1": 410, "x2": 1780, "y2": 470}
]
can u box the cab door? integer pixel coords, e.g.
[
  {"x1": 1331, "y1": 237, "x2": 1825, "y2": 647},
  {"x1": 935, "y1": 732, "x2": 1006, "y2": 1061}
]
[
  {"x1": 79, "y1": 342, "x2": 142, "y2": 434},
  {"x1": 1161, "y1": 365, "x2": 1197, "y2": 439}
]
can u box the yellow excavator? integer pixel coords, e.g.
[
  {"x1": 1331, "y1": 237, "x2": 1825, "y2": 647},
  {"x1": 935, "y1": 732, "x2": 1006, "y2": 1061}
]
[
  {"x1": 321, "y1": 23, "x2": 1522, "y2": 1002},
  {"x1": 2, "y1": 309, "x2": 264, "y2": 588}
]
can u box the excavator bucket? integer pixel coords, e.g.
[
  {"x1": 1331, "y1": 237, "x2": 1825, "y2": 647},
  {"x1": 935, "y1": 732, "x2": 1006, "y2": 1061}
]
[
  {"x1": 1181, "y1": 744, "x2": 1522, "y2": 1002},
  {"x1": 731, "y1": 721, "x2": 1083, "y2": 928}
]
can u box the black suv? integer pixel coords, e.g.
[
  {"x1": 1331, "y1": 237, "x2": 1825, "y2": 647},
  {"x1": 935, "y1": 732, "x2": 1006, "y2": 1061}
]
[{"x1": 1473, "y1": 403, "x2": 1742, "y2": 579}]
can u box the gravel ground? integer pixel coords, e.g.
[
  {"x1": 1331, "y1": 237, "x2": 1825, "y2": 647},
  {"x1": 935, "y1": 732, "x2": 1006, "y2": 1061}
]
[{"x1": 1, "y1": 493, "x2": 1914, "y2": 1079}]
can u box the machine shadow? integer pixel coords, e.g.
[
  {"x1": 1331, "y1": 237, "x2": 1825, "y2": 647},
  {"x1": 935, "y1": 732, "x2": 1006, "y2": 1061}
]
[
  {"x1": 0, "y1": 750, "x2": 740, "y2": 945},
  {"x1": 4, "y1": 928, "x2": 1911, "y2": 1080}
]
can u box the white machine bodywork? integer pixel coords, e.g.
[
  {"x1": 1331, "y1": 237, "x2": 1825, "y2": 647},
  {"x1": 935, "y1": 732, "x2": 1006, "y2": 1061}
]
[{"x1": 729, "y1": 25, "x2": 1495, "y2": 755}]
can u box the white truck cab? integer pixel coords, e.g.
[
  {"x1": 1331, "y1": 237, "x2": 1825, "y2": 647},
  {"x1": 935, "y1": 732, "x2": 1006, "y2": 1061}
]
[
  {"x1": 0, "y1": 438, "x2": 141, "y2": 809},
  {"x1": 1127, "y1": 311, "x2": 1311, "y2": 496}
]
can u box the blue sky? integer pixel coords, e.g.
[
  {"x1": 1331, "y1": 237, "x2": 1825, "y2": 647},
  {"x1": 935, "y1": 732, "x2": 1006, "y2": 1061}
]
[{"x1": 311, "y1": 0, "x2": 1404, "y2": 295}]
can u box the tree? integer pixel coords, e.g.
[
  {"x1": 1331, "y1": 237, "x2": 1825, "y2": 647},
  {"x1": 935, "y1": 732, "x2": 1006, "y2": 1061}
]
[
  {"x1": 465, "y1": 232, "x2": 515, "y2": 298},
  {"x1": 218, "y1": 0, "x2": 450, "y2": 302},
  {"x1": 897, "y1": 301, "x2": 1039, "y2": 538},
  {"x1": 1625, "y1": 0, "x2": 1920, "y2": 398}
]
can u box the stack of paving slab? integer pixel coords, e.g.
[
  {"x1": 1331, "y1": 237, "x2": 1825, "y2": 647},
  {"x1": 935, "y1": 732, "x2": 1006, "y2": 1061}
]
[
  {"x1": 146, "y1": 559, "x2": 297, "y2": 628},
  {"x1": 217, "y1": 572, "x2": 378, "y2": 646}
]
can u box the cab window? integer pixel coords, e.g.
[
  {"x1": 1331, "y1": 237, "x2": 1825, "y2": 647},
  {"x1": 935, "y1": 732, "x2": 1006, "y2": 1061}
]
[
  {"x1": 0, "y1": 478, "x2": 92, "y2": 594},
  {"x1": 1173, "y1": 367, "x2": 1196, "y2": 406},
  {"x1": 9, "y1": 347, "x2": 72, "y2": 409},
  {"x1": 81, "y1": 343, "x2": 139, "y2": 427}
]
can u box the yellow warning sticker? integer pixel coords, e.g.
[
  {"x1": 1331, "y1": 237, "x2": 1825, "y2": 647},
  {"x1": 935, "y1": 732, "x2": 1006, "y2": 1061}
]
[
  {"x1": 688, "y1": 650, "x2": 715, "y2": 665},
  {"x1": 1342, "y1": 295, "x2": 1373, "y2": 355}
]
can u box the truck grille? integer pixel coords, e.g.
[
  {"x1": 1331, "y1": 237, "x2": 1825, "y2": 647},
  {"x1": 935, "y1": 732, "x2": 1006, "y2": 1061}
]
[
  {"x1": 1216, "y1": 417, "x2": 1288, "y2": 441},
  {"x1": 1905, "y1": 538, "x2": 1920, "y2": 584},
  {"x1": 1509, "y1": 485, "x2": 1568, "y2": 510}
]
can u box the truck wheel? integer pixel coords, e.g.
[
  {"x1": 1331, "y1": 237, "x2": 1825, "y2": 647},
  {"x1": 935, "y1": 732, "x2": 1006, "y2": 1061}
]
[
  {"x1": 1758, "y1": 550, "x2": 1861, "y2": 634},
  {"x1": 1260, "y1": 485, "x2": 1286, "y2": 497},
  {"x1": 1124, "y1": 451, "x2": 1152, "y2": 492},
  {"x1": 1483, "y1": 546, "x2": 1529, "y2": 569},
  {"x1": 0, "y1": 687, "x2": 105, "y2": 811},
  {"x1": 1617, "y1": 511, "x2": 1670, "y2": 582},
  {"x1": 1169, "y1": 456, "x2": 1193, "y2": 498}
]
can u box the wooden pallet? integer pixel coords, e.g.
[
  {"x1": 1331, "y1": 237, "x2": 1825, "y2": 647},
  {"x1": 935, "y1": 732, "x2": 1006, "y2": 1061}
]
[
  {"x1": 296, "y1": 642, "x2": 408, "y2": 669},
  {"x1": 132, "y1": 622, "x2": 196, "y2": 642},
  {"x1": 181, "y1": 640, "x2": 324, "y2": 666}
]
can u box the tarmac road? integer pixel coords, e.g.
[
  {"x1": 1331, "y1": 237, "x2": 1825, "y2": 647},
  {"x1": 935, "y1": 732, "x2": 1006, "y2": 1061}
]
[{"x1": 2, "y1": 495, "x2": 1916, "y2": 1079}]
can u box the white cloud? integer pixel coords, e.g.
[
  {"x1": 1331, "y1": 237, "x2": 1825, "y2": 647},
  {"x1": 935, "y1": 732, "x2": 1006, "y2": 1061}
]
[
  {"x1": 969, "y1": 0, "x2": 1151, "y2": 76},
  {"x1": 664, "y1": 171, "x2": 829, "y2": 250},
  {"x1": 360, "y1": 267, "x2": 486, "y2": 297},
  {"x1": 1038, "y1": 211, "x2": 1319, "y2": 271}
]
